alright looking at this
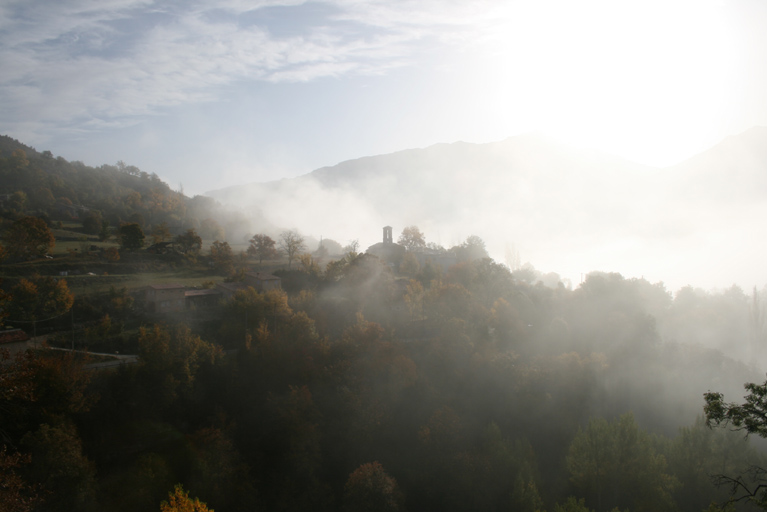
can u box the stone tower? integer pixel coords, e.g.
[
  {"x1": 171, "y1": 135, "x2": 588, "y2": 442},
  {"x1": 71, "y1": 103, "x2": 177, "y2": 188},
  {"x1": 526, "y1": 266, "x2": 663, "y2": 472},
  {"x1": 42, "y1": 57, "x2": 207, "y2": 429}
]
[{"x1": 383, "y1": 226, "x2": 393, "y2": 244}]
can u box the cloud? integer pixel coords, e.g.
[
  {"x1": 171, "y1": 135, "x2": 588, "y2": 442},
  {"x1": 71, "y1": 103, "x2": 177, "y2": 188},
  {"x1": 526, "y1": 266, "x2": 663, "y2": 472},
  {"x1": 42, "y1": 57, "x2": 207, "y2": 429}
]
[{"x1": 0, "y1": 0, "x2": 488, "y2": 142}]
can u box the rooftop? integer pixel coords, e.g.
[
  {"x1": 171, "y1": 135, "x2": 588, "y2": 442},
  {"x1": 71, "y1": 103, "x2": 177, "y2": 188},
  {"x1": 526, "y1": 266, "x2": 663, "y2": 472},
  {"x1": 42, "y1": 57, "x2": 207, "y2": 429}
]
[{"x1": 185, "y1": 289, "x2": 222, "y2": 297}]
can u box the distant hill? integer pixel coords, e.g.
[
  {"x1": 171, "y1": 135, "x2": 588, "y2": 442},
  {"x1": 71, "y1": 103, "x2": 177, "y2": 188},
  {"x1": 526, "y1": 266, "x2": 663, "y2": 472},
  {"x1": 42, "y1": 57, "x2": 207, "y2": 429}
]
[
  {"x1": 207, "y1": 133, "x2": 655, "y2": 246},
  {"x1": 0, "y1": 135, "x2": 256, "y2": 242},
  {"x1": 207, "y1": 128, "x2": 767, "y2": 290}
]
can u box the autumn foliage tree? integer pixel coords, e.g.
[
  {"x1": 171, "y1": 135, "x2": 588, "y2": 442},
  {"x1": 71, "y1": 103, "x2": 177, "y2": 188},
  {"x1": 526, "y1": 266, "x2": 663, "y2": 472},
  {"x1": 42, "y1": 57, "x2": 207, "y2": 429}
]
[
  {"x1": 3, "y1": 216, "x2": 55, "y2": 260},
  {"x1": 151, "y1": 222, "x2": 172, "y2": 243},
  {"x1": 248, "y1": 234, "x2": 278, "y2": 266},
  {"x1": 0, "y1": 447, "x2": 41, "y2": 512},
  {"x1": 138, "y1": 324, "x2": 221, "y2": 404},
  {"x1": 343, "y1": 461, "x2": 404, "y2": 512},
  {"x1": 175, "y1": 228, "x2": 202, "y2": 255},
  {"x1": 209, "y1": 240, "x2": 233, "y2": 273},
  {"x1": 160, "y1": 484, "x2": 213, "y2": 512},
  {"x1": 7, "y1": 276, "x2": 74, "y2": 336},
  {"x1": 398, "y1": 226, "x2": 425, "y2": 252}
]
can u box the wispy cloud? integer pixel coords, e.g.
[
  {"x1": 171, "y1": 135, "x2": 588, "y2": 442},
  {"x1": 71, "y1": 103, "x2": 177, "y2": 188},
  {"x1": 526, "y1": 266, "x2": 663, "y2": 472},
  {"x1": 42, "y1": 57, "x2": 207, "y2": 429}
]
[{"x1": 0, "y1": 0, "x2": 486, "y2": 141}]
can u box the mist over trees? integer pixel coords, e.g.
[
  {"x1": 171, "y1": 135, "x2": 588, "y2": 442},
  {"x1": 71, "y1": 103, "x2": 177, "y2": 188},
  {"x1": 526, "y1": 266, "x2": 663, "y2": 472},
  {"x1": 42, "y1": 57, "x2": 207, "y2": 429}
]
[
  {"x1": 4, "y1": 136, "x2": 767, "y2": 512},
  {"x1": 4, "y1": 249, "x2": 766, "y2": 511},
  {"x1": 207, "y1": 128, "x2": 767, "y2": 291}
]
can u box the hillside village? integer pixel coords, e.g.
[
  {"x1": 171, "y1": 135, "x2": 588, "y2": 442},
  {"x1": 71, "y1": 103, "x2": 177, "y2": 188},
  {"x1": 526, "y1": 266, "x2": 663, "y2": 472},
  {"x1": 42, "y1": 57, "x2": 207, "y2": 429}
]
[{"x1": 4, "y1": 138, "x2": 767, "y2": 512}]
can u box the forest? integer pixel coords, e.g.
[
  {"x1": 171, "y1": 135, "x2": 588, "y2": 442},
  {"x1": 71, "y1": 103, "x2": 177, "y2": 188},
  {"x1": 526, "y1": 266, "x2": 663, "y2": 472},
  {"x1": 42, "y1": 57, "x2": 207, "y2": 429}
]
[{"x1": 2, "y1": 137, "x2": 767, "y2": 512}]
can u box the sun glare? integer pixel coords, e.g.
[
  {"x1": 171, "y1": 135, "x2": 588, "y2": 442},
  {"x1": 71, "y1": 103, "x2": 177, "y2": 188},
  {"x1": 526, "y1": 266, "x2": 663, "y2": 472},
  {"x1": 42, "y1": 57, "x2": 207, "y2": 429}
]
[{"x1": 474, "y1": 0, "x2": 742, "y2": 166}]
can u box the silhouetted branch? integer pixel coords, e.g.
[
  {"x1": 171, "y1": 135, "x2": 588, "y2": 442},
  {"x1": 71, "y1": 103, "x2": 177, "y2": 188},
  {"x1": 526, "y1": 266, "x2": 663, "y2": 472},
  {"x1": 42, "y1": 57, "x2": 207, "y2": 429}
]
[{"x1": 711, "y1": 466, "x2": 767, "y2": 507}]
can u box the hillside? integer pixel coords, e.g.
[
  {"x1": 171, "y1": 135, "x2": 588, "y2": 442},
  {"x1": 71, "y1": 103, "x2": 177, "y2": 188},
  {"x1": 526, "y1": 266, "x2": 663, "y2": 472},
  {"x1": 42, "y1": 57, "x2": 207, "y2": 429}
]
[
  {"x1": 4, "y1": 132, "x2": 767, "y2": 512},
  {"x1": 0, "y1": 135, "x2": 256, "y2": 242}
]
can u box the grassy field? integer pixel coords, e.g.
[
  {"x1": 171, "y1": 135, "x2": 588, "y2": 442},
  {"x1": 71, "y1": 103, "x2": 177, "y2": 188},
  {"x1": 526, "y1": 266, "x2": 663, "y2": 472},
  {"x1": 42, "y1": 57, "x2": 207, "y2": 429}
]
[
  {"x1": 52, "y1": 240, "x2": 120, "y2": 255},
  {"x1": 1, "y1": 221, "x2": 293, "y2": 297},
  {"x1": 61, "y1": 267, "x2": 232, "y2": 295}
]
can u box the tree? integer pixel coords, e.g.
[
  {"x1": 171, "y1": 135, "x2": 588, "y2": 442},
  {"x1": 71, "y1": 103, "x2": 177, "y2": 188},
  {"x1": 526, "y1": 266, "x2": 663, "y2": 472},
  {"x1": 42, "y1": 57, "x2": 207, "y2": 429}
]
[
  {"x1": 98, "y1": 219, "x2": 111, "y2": 241},
  {"x1": 248, "y1": 234, "x2": 278, "y2": 266},
  {"x1": 8, "y1": 191, "x2": 27, "y2": 214},
  {"x1": 3, "y1": 216, "x2": 55, "y2": 260},
  {"x1": 7, "y1": 276, "x2": 74, "y2": 337},
  {"x1": 209, "y1": 240, "x2": 233, "y2": 273},
  {"x1": 312, "y1": 238, "x2": 343, "y2": 258},
  {"x1": 119, "y1": 222, "x2": 145, "y2": 250},
  {"x1": 344, "y1": 239, "x2": 360, "y2": 255},
  {"x1": 553, "y1": 497, "x2": 594, "y2": 512},
  {"x1": 200, "y1": 218, "x2": 225, "y2": 240},
  {"x1": 566, "y1": 413, "x2": 677, "y2": 512},
  {"x1": 343, "y1": 461, "x2": 404, "y2": 512},
  {"x1": 81, "y1": 211, "x2": 103, "y2": 235},
  {"x1": 21, "y1": 422, "x2": 97, "y2": 511},
  {"x1": 399, "y1": 252, "x2": 420, "y2": 277},
  {"x1": 505, "y1": 243, "x2": 522, "y2": 271},
  {"x1": 455, "y1": 235, "x2": 489, "y2": 262},
  {"x1": 705, "y1": 380, "x2": 767, "y2": 437},
  {"x1": 279, "y1": 229, "x2": 306, "y2": 269},
  {"x1": 0, "y1": 280, "x2": 9, "y2": 328},
  {"x1": 175, "y1": 229, "x2": 202, "y2": 255},
  {"x1": 104, "y1": 246, "x2": 120, "y2": 262},
  {"x1": 0, "y1": 446, "x2": 41, "y2": 512},
  {"x1": 398, "y1": 225, "x2": 426, "y2": 252},
  {"x1": 151, "y1": 222, "x2": 172, "y2": 244},
  {"x1": 705, "y1": 378, "x2": 767, "y2": 509},
  {"x1": 138, "y1": 324, "x2": 221, "y2": 404},
  {"x1": 160, "y1": 484, "x2": 212, "y2": 512}
]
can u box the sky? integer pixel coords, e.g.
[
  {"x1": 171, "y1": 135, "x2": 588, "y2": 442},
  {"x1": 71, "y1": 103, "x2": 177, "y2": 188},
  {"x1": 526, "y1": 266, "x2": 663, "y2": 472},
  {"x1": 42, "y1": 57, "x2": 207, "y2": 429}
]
[{"x1": 2, "y1": 0, "x2": 767, "y2": 197}]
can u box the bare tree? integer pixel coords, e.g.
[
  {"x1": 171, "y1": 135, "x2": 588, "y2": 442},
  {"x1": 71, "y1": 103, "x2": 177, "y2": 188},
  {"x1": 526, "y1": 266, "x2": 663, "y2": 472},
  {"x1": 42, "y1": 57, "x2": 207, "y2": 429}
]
[
  {"x1": 344, "y1": 239, "x2": 360, "y2": 255},
  {"x1": 279, "y1": 229, "x2": 306, "y2": 269}
]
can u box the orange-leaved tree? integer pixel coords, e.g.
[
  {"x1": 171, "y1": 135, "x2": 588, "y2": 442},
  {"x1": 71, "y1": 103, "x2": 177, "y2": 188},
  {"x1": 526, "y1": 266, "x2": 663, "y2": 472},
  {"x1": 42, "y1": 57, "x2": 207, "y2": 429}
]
[
  {"x1": 160, "y1": 484, "x2": 213, "y2": 512},
  {"x1": 343, "y1": 461, "x2": 404, "y2": 512},
  {"x1": 3, "y1": 216, "x2": 55, "y2": 260}
]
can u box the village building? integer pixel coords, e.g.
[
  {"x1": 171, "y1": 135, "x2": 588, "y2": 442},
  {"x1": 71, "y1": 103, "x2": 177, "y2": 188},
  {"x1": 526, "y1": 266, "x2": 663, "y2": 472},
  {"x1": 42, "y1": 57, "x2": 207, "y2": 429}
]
[
  {"x1": 145, "y1": 284, "x2": 186, "y2": 313},
  {"x1": 244, "y1": 272, "x2": 282, "y2": 292},
  {"x1": 414, "y1": 248, "x2": 458, "y2": 272},
  {"x1": 366, "y1": 226, "x2": 406, "y2": 266},
  {"x1": 184, "y1": 289, "x2": 222, "y2": 310},
  {"x1": 215, "y1": 281, "x2": 249, "y2": 300},
  {"x1": 145, "y1": 272, "x2": 282, "y2": 313},
  {"x1": 365, "y1": 225, "x2": 460, "y2": 272}
]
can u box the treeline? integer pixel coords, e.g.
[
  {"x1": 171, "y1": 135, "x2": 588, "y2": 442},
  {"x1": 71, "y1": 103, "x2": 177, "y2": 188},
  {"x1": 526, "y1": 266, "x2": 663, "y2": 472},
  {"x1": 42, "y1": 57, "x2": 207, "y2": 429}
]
[
  {"x1": 0, "y1": 136, "x2": 254, "y2": 242},
  {"x1": 3, "y1": 252, "x2": 766, "y2": 511}
]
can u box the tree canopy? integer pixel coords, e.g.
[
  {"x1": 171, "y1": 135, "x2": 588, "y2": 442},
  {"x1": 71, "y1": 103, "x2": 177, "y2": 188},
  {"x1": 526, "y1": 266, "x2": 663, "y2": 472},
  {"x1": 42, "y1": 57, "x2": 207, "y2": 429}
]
[
  {"x1": 3, "y1": 216, "x2": 54, "y2": 260},
  {"x1": 398, "y1": 225, "x2": 426, "y2": 252},
  {"x1": 118, "y1": 222, "x2": 145, "y2": 250},
  {"x1": 248, "y1": 234, "x2": 278, "y2": 266}
]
